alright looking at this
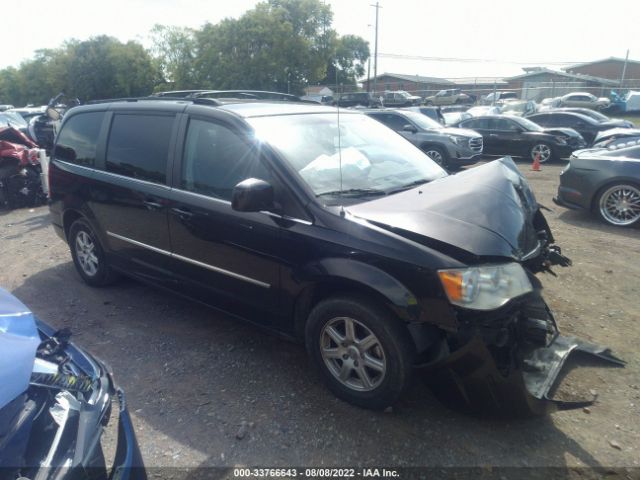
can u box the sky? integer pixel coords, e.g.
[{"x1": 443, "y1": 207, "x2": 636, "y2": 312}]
[{"x1": 2, "y1": 0, "x2": 639, "y2": 80}]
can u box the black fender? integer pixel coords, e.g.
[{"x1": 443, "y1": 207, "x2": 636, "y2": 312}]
[
  {"x1": 296, "y1": 257, "x2": 421, "y2": 319},
  {"x1": 290, "y1": 257, "x2": 446, "y2": 352}
]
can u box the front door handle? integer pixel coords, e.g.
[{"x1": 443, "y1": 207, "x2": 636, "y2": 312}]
[
  {"x1": 171, "y1": 207, "x2": 194, "y2": 219},
  {"x1": 143, "y1": 200, "x2": 164, "y2": 210}
]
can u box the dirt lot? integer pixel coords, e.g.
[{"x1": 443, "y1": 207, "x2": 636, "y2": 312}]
[{"x1": 1, "y1": 161, "x2": 639, "y2": 473}]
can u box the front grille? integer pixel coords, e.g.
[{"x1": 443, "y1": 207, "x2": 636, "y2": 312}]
[{"x1": 469, "y1": 136, "x2": 483, "y2": 153}]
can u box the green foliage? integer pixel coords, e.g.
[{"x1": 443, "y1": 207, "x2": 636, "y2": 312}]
[
  {"x1": 0, "y1": 36, "x2": 157, "y2": 105},
  {"x1": 0, "y1": 0, "x2": 368, "y2": 104},
  {"x1": 150, "y1": 24, "x2": 197, "y2": 90}
]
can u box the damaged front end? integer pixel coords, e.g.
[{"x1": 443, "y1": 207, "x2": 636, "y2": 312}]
[
  {"x1": 0, "y1": 289, "x2": 145, "y2": 479},
  {"x1": 421, "y1": 237, "x2": 625, "y2": 417}
]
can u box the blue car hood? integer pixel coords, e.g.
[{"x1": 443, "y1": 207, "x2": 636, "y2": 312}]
[{"x1": 0, "y1": 288, "x2": 40, "y2": 410}]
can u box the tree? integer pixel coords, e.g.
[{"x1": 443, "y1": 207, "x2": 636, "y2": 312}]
[
  {"x1": 191, "y1": 0, "x2": 367, "y2": 94},
  {"x1": 149, "y1": 24, "x2": 197, "y2": 90},
  {"x1": 323, "y1": 35, "x2": 370, "y2": 87},
  {"x1": 65, "y1": 36, "x2": 157, "y2": 101}
]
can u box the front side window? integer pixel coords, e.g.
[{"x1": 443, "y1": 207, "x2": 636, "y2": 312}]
[
  {"x1": 54, "y1": 111, "x2": 106, "y2": 167},
  {"x1": 249, "y1": 113, "x2": 447, "y2": 202},
  {"x1": 181, "y1": 119, "x2": 269, "y2": 200},
  {"x1": 106, "y1": 114, "x2": 174, "y2": 184}
]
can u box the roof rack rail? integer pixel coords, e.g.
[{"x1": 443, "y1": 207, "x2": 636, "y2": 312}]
[
  {"x1": 151, "y1": 89, "x2": 316, "y2": 103},
  {"x1": 84, "y1": 96, "x2": 222, "y2": 106}
]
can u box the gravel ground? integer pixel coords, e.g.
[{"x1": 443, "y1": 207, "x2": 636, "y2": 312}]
[{"x1": 1, "y1": 160, "x2": 639, "y2": 473}]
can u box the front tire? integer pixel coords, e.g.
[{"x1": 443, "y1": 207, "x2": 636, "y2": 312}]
[
  {"x1": 305, "y1": 296, "x2": 415, "y2": 410},
  {"x1": 69, "y1": 218, "x2": 119, "y2": 286},
  {"x1": 530, "y1": 143, "x2": 553, "y2": 163},
  {"x1": 423, "y1": 146, "x2": 448, "y2": 168},
  {"x1": 595, "y1": 183, "x2": 640, "y2": 227}
]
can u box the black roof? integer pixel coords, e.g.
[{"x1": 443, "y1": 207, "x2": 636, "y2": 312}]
[{"x1": 76, "y1": 96, "x2": 344, "y2": 119}]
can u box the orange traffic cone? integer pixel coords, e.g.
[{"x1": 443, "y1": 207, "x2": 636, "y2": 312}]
[{"x1": 531, "y1": 152, "x2": 541, "y2": 171}]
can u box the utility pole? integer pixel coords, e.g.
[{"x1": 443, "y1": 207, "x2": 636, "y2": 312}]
[
  {"x1": 620, "y1": 49, "x2": 630, "y2": 88},
  {"x1": 371, "y1": 2, "x2": 381, "y2": 96}
]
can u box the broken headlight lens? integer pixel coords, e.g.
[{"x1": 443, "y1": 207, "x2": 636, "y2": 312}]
[{"x1": 438, "y1": 263, "x2": 533, "y2": 310}]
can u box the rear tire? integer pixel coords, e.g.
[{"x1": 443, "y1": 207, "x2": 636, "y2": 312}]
[
  {"x1": 594, "y1": 183, "x2": 640, "y2": 227},
  {"x1": 530, "y1": 143, "x2": 553, "y2": 163},
  {"x1": 305, "y1": 296, "x2": 415, "y2": 410},
  {"x1": 69, "y1": 218, "x2": 120, "y2": 286}
]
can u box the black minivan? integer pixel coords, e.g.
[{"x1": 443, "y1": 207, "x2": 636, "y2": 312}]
[{"x1": 48, "y1": 98, "x2": 621, "y2": 415}]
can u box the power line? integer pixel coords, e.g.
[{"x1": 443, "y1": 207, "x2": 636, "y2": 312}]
[{"x1": 377, "y1": 53, "x2": 586, "y2": 66}]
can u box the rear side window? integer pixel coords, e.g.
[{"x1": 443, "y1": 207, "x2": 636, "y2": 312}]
[
  {"x1": 106, "y1": 114, "x2": 174, "y2": 184},
  {"x1": 461, "y1": 118, "x2": 489, "y2": 129},
  {"x1": 54, "y1": 111, "x2": 105, "y2": 166}
]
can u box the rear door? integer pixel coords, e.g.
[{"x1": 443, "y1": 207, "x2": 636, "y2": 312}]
[
  {"x1": 88, "y1": 111, "x2": 178, "y2": 283},
  {"x1": 167, "y1": 113, "x2": 283, "y2": 323}
]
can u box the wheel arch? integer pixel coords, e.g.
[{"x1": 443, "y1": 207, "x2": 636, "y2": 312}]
[
  {"x1": 62, "y1": 208, "x2": 84, "y2": 240},
  {"x1": 419, "y1": 142, "x2": 449, "y2": 157},
  {"x1": 292, "y1": 258, "x2": 431, "y2": 349}
]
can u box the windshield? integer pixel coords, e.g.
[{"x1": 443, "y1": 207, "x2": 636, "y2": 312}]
[
  {"x1": 512, "y1": 116, "x2": 543, "y2": 132},
  {"x1": 502, "y1": 102, "x2": 526, "y2": 112},
  {"x1": 249, "y1": 113, "x2": 447, "y2": 201},
  {"x1": 402, "y1": 111, "x2": 443, "y2": 130}
]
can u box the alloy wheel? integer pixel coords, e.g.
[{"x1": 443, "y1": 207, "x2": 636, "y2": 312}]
[
  {"x1": 599, "y1": 184, "x2": 640, "y2": 226},
  {"x1": 75, "y1": 230, "x2": 99, "y2": 276},
  {"x1": 531, "y1": 144, "x2": 552, "y2": 163},
  {"x1": 320, "y1": 316, "x2": 387, "y2": 391},
  {"x1": 425, "y1": 149, "x2": 444, "y2": 165}
]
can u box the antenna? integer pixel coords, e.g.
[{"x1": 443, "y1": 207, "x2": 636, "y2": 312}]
[{"x1": 336, "y1": 65, "x2": 345, "y2": 217}]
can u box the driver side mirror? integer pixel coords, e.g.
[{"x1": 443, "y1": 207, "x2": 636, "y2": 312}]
[
  {"x1": 402, "y1": 124, "x2": 417, "y2": 133},
  {"x1": 232, "y1": 178, "x2": 275, "y2": 212}
]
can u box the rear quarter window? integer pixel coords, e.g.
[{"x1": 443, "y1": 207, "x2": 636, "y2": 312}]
[
  {"x1": 105, "y1": 114, "x2": 174, "y2": 184},
  {"x1": 54, "y1": 111, "x2": 106, "y2": 167}
]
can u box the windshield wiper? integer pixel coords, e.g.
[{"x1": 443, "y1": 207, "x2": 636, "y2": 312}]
[
  {"x1": 317, "y1": 188, "x2": 387, "y2": 198},
  {"x1": 386, "y1": 179, "x2": 431, "y2": 195}
]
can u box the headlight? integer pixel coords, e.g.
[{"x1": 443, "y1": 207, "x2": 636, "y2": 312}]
[
  {"x1": 447, "y1": 134, "x2": 466, "y2": 145},
  {"x1": 554, "y1": 136, "x2": 568, "y2": 145},
  {"x1": 438, "y1": 263, "x2": 533, "y2": 310}
]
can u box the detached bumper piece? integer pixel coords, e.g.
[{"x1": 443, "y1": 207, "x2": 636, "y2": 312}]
[{"x1": 420, "y1": 300, "x2": 625, "y2": 417}]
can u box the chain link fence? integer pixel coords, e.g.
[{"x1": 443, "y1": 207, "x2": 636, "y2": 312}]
[{"x1": 323, "y1": 79, "x2": 640, "y2": 106}]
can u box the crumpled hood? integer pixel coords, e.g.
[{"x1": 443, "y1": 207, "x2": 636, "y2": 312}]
[
  {"x1": 594, "y1": 127, "x2": 640, "y2": 143},
  {"x1": 348, "y1": 157, "x2": 541, "y2": 260},
  {"x1": 542, "y1": 127, "x2": 582, "y2": 138}
]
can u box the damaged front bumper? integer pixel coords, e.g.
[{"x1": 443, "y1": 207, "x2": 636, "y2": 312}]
[
  {"x1": 419, "y1": 298, "x2": 625, "y2": 417},
  {"x1": 35, "y1": 321, "x2": 146, "y2": 480}
]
